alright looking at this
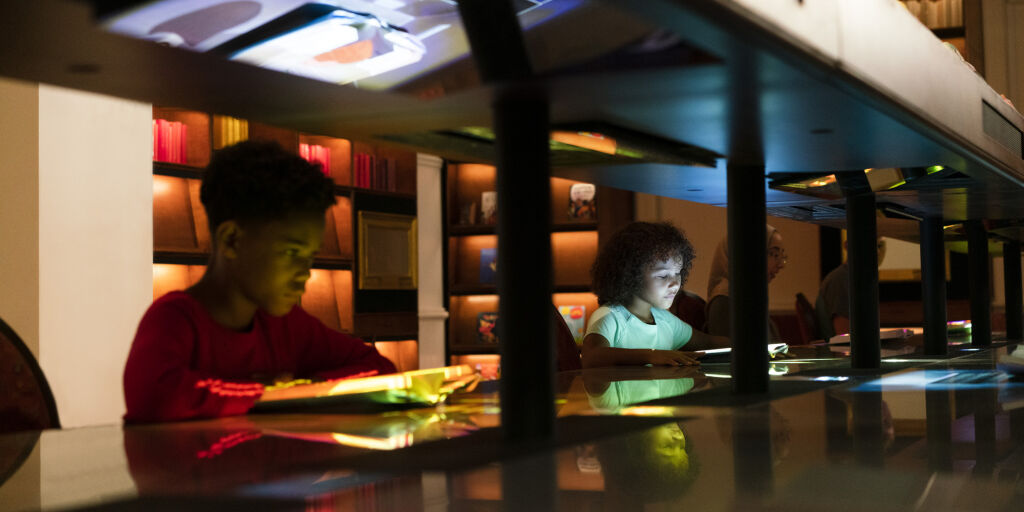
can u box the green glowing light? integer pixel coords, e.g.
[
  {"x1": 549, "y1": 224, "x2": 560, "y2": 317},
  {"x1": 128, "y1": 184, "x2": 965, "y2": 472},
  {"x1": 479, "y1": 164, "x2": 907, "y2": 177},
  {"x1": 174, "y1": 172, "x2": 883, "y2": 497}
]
[{"x1": 926, "y1": 165, "x2": 944, "y2": 174}]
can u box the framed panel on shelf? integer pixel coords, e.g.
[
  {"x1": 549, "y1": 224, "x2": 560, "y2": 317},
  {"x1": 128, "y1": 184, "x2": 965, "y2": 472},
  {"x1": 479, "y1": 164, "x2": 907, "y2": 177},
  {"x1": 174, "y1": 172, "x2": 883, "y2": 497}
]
[{"x1": 357, "y1": 211, "x2": 417, "y2": 290}]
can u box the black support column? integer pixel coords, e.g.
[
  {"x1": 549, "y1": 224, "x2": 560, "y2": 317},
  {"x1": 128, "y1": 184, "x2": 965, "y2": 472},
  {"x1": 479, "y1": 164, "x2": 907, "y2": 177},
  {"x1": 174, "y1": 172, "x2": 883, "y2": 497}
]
[
  {"x1": 838, "y1": 172, "x2": 880, "y2": 368},
  {"x1": 456, "y1": 0, "x2": 554, "y2": 443},
  {"x1": 1004, "y1": 241, "x2": 1023, "y2": 340},
  {"x1": 494, "y1": 97, "x2": 553, "y2": 441},
  {"x1": 920, "y1": 217, "x2": 948, "y2": 355},
  {"x1": 966, "y1": 220, "x2": 991, "y2": 347},
  {"x1": 728, "y1": 163, "x2": 769, "y2": 394}
]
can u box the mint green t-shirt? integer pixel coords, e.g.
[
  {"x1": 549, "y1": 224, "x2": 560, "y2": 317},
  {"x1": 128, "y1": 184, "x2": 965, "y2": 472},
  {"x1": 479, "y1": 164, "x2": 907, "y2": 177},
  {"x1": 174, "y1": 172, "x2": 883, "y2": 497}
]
[{"x1": 586, "y1": 304, "x2": 693, "y2": 351}]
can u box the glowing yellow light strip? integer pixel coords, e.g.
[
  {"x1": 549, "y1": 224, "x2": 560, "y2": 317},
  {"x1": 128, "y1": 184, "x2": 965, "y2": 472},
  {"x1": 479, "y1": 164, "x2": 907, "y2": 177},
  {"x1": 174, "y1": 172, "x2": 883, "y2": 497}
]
[
  {"x1": 325, "y1": 365, "x2": 473, "y2": 397},
  {"x1": 331, "y1": 432, "x2": 412, "y2": 451},
  {"x1": 550, "y1": 131, "x2": 617, "y2": 154}
]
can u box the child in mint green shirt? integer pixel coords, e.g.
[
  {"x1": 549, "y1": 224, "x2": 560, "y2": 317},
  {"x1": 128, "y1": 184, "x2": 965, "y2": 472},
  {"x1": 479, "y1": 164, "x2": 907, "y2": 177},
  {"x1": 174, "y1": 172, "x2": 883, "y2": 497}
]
[{"x1": 582, "y1": 222, "x2": 727, "y2": 368}]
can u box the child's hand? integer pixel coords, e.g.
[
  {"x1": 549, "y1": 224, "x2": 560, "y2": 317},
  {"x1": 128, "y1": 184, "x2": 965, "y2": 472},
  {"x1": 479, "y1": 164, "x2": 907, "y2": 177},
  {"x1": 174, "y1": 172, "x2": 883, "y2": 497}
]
[{"x1": 648, "y1": 349, "x2": 702, "y2": 366}]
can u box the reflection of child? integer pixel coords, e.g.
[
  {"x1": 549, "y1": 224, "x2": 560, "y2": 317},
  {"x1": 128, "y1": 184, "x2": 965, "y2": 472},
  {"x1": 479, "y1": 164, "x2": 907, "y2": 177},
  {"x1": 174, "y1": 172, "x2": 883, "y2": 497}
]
[
  {"x1": 596, "y1": 421, "x2": 700, "y2": 505},
  {"x1": 582, "y1": 222, "x2": 726, "y2": 368},
  {"x1": 124, "y1": 141, "x2": 395, "y2": 423}
]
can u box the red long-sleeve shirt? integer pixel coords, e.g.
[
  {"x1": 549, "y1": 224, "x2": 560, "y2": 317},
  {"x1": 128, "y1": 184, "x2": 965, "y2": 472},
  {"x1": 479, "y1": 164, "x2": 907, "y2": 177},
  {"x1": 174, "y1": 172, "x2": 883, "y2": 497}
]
[{"x1": 123, "y1": 291, "x2": 396, "y2": 423}]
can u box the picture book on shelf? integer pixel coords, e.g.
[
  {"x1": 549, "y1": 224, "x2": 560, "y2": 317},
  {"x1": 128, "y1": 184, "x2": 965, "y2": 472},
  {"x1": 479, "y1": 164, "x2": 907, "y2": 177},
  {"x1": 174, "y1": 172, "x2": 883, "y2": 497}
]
[
  {"x1": 558, "y1": 305, "x2": 586, "y2": 344},
  {"x1": 568, "y1": 183, "x2": 596, "y2": 219},
  {"x1": 479, "y1": 248, "x2": 497, "y2": 284},
  {"x1": 480, "y1": 191, "x2": 497, "y2": 224},
  {"x1": 477, "y1": 312, "x2": 498, "y2": 344}
]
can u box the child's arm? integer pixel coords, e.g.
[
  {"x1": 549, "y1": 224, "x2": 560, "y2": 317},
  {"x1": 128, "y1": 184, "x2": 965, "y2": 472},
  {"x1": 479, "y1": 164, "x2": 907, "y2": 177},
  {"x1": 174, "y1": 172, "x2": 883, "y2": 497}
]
[
  {"x1": 684, "y1": 329, "x2": 730, "y2": 352},
  {"x1": 292, "y1": 309, "x2": 398, "y2": 379},
  {"x1": 581, "y1": 333, "x2": 702, "y2": 368},
  {"x1": 124, "y1": 305, "x2": 265, "y2": 423}
]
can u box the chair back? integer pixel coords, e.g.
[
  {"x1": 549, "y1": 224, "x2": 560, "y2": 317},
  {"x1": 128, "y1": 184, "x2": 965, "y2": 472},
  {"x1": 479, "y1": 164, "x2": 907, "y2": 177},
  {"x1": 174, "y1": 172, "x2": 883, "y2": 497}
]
[
  {"x1": 673, "y1": 290, "x2": 707, "y2": 331},
  {"x1": 553, "y1": 305, "x2": 582, "y2": 372},
  {"x1": 0, "y1": 317, "x2": 60, "y2": 432},
  {"x1": 794, "y1": 292, "x2": 821, "y2": 344}
]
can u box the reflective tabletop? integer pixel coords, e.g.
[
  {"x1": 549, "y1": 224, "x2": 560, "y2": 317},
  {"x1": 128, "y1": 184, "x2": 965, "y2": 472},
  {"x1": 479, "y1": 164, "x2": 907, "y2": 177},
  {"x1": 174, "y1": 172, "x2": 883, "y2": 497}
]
[{"x1": 3, "y1": 340, "x2": 1023, "y2": 511}]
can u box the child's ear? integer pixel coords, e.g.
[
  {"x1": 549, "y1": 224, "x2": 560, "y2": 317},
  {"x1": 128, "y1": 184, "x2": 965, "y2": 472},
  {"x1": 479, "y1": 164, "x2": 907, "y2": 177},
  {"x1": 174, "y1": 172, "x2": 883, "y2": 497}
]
[{"x1": 214, "y1": 221, "x2": 243, "y2": 259}]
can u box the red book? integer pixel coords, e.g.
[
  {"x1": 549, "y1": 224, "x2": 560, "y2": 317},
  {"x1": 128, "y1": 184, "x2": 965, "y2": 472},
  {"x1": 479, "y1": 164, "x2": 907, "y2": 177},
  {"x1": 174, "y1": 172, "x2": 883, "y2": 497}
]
[{"x1": 179, "y1": 123, "x2": 188, "y2": 164}]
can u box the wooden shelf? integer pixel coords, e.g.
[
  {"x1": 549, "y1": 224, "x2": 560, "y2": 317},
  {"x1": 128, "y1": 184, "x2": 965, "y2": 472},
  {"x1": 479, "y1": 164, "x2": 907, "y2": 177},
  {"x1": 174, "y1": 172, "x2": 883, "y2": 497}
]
[
  {"x1": 153, "y1": 162, "x2": 205, "y2": 179},
  {"x1": 153, "y1": 251, "x2": 208, "y2": 265},
  {"x1": 153, "y1": 251, "x2": 352, "y2": 270},
  {"x1": 353, "y1": 188, "x2": 417, "y2": 200},
  {"x1": 448, "y1": 222, "x2": 596, "y2": 236},
  {"x1": 450, "y1": 344, "x2": 499, "y2": 355},
  {"x1": 450, "y1": 284, "x2": 592, "y2": 296}
]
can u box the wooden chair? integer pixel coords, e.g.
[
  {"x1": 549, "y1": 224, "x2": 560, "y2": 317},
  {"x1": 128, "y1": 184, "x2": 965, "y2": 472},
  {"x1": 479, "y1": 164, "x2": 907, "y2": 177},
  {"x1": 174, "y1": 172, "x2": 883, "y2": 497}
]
[
  {"x1": 794, "y1": 292, "x2": 821, "y2": 344},
  {"x1": 0, "y1": 317, "x2": 60, "y2": 433},
  {"x1": 672, "y1": 290, "x2": 707, "y2": 331},
  {"x1": 553, "y1": 305, "x2": 582, "y2": 372}
]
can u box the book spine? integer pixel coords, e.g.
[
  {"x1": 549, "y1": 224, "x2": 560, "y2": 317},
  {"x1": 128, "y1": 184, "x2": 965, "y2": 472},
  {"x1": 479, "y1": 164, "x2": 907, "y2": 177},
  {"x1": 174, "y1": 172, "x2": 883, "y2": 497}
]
[{"x1": 179, "y1": 123, "x2": 188, "y2": 164}]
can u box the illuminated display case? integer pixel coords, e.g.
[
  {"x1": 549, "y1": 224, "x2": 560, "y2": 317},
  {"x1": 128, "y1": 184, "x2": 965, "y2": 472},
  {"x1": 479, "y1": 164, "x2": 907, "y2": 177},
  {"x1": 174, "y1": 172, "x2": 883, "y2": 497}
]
[
  {"x1": 444, "y1": 162, "x2": 632, "y2": 370},
  {"x1": 151, "y1": 107, "x2": 419, "y2": 370}
]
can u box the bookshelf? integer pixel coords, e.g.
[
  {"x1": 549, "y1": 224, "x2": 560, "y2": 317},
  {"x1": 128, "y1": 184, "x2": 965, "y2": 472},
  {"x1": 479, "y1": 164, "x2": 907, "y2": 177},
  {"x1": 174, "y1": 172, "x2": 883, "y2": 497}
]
[
  {"x1": 444, "y1": 163, "x2": 630, "y2": 374},
  {"x1": 150, "y1": 107, "x2": 420, "y2": 371}
]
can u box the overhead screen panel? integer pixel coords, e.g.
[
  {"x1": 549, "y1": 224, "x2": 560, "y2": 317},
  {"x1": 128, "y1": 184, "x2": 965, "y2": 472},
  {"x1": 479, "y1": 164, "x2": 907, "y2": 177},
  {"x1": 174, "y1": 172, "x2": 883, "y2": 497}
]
[{"x1": 101, "y1": 0, "x2": 579, "y2": 93}]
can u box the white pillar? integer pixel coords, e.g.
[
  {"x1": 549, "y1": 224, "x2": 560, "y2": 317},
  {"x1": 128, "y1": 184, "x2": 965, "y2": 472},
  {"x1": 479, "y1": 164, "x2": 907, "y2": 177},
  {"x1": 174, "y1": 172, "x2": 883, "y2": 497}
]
[
  {"x1": 417, "y1": 153, "x2": 448, "y2": 369},
  {"x1": 0, "y1": 78, "x2": 152, "y2": 427}
]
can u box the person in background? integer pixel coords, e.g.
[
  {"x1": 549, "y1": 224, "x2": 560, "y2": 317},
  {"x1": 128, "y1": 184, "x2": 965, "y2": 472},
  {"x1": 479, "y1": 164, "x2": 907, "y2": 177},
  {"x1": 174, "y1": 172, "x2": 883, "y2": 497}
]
[
  {"x1": 581, "y1": 222, "x2": 727, "y2": 368},
  {"x1": 704, "y1": 225, "x2": 787, "y2": 342},
  {"x1": 816, "y1": 237, "x2": 888, "y2": 339},
  {"x1": 123, "y1": 141, "x2": 395, "y2": 423}
]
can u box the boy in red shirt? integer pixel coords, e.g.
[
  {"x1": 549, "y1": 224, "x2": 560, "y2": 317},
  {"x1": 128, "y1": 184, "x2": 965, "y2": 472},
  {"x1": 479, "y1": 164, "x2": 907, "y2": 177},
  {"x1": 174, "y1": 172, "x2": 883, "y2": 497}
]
[{"x1": 124, "y1": 140, "x2": 396, "y2": 423}]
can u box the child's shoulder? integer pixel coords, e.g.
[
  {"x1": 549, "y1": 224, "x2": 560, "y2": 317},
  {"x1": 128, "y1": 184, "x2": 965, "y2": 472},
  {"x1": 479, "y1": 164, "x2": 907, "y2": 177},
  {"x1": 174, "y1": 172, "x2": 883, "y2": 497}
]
[
  {"x1": 144, "y1": 290, "x2": 202, "y2": 321},
  {"x1": 590, "y1": 304, "x2": 628, "y2": 324},
  {"x1": 151, "y1": 290, "x2": 195, "y2": 307}
]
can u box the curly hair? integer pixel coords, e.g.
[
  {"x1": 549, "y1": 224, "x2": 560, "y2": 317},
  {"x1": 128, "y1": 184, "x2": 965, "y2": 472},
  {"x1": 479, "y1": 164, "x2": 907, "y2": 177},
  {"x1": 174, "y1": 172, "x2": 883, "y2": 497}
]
[
  {"x1": 596, "y1": 422, "x2": 700, "y2": 503},
  {"x1": 200, "y1": 140, "x2": 336, "y2": 233},
  {"x1": 591, "y1": 221, "x2": 695, "y2": 306}
]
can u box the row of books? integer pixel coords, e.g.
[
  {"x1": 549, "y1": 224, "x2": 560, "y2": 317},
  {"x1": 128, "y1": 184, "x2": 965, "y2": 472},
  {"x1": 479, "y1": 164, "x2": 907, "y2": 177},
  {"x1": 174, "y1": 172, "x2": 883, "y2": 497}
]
[
  {"x1": 354, "y1": 152, "x2": 401, "y2": 192},
  {"x1": 213, "y1": 115, "x2": 248, "y2": 149},
  {"x1": 152, "y1": 119, "x2": 188, "y2": 164},
  {"x1": 901, "y1": 0, "x2": 962, "y2": 29},
  {"x1": 299, "y1": 143, "x2": 332, "y2": 176}
]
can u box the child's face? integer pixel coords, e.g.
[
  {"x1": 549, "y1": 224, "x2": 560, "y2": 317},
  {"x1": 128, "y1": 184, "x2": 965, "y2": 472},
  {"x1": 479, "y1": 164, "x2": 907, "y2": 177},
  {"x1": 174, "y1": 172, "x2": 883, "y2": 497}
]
[
  {"x1": 232, "y1": 213, "x2": 325, "y2": 316},
  {"x1": 638, "y1": 258, "x2": 683, "y2": 310}
]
